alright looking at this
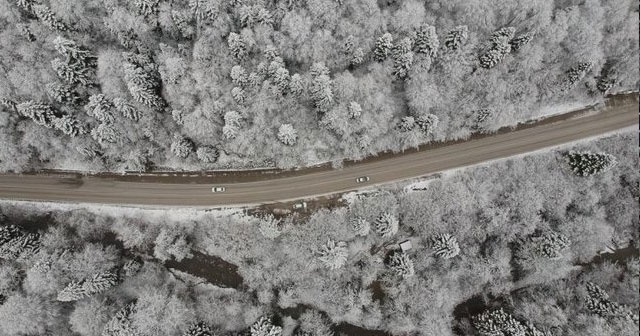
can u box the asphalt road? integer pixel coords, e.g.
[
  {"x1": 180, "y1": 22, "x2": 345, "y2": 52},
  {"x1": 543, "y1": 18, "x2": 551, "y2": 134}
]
[{"x1": 0, "y1": 95, "x2": 637, "y2": 207}]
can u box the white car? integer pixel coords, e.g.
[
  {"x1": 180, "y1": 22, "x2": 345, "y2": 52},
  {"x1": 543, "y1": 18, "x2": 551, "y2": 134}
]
[
  {"x1": 355, "y1": 176, "x2": 370, "y2": 183},
  {"x1": 211, "y1": 186, "x2": 226, "y2": 193},
  {"x1": 293, "y1": 201, "x2": 307, "y2": 210}
]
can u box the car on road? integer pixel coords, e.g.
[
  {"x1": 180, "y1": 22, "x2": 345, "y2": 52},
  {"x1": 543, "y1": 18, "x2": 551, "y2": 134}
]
[
  {"x1": 355, "y1": 176, "x2": 370, "y2": 183},
  {"x1": 293, "y1": 201, "x2": 307, "y2": 210},
  {"x1": 211, "y1": 186, "x2": 226, "y2": 193}
]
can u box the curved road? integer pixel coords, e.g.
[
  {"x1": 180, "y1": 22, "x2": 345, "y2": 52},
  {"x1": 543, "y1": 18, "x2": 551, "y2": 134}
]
[{"x1": 0, "y1": 95, "x2": 637, "y2": 207}]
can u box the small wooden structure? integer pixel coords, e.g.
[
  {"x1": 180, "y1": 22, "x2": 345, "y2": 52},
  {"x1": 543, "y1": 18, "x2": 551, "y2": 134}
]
[{"x1": 399, "y1": 239, "x2": 412, "y2": 252}]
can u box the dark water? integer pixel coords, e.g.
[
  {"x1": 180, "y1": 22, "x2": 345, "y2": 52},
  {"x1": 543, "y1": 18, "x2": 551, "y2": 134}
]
[{"x1": 164, "y1": 251, "x2": 244, "y2": 289}]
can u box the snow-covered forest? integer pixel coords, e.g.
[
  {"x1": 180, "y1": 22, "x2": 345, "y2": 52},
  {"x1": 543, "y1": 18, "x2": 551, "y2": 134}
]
[
  {"x1": 0, "y1": 130, "x2": 637, "y2": 335},
  {"x1": 0, "y1": 0, "x2": 637, "y2": 172}
]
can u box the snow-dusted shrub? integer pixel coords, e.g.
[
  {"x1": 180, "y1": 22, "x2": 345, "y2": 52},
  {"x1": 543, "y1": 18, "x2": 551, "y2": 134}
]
[
  {"x1": 375, "y1": 213, "x2": 399, "y2": 238},
  {"x1": 349, "y1": 217, "x2": 370, "y2": 236},
  {"x1": 277, "y1": 124, "x2": 298, "y2": 146},
  {"x1": 387, "y1": 251, "x2": 414, "y2": 278},
  {"x1": 170, "y1": 136, "x2": 194, "y2": 158},
  {"x1": 258, "y1": 216, "x2": 282, "y2": 239},
  {"x1": 564, "y1": 151, "x2": 617, "y2": 176},
  {"x1": 196, "y1": 146, "x2": 219, "y2": 163},
  {"x1": 415, "y1": 113, "x2": 439, "y2": 135},
  {"x1": 432, "y1": 233, "x2": 460, "y2": 259}
]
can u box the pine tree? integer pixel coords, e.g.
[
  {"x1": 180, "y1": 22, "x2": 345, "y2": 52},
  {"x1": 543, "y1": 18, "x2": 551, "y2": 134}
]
[
  {"x1": 350, "y1": 47, "x2": 365, "y2": 66},
  {"x1": 53, "y1": 115, "x2": 80, "y2": 137},
  {"x1": 529, "y1": 231, "x2": 571, "y2": 259},
  {"x1": 172, "y1": 109, "x2": 184, "y2": 125},
  {"x1": 18, "y1": 24, "x2": 36, "y2": 42},
  {"x1": 250, "y1": 316, "x2": 283, "y2": 336},
  {"x1": 121, "y1": 260, "x2": 142, "y2": 277},
  {"x1": 53, "y1": 36, "x2": 96, "y2": 67},
  {"x1": 0, "y1": 226, "x2": 40, "y2": 260},
  {"x1": 183, "y1": 322, "x2": 213, "y2": 336},
  {"x1": 387, "y1": 251, "x2": 414, "y2": 278},
  {"x1": 562, "y1": 62, "x2": 593, "y2": 90},
  {"x1": 347, "y1": 102, "x2": 362, "y2": 119},
  {"x1": 585, "y1": 282, "x2": 639, "y2": 323},
  {"x1": 230, "y1": 65, "x2": 248, "y2": 86},
  {"x1": 32, "y1": 4, "x2": 68, "y2": 31},
  {"x1": 51, "y1": 58, "x2": 93, "y2": 86},
  {"x1": 414, "y1": 24, "x2": 439, "y2": 58},
  {"x1": 349, "y1": 217, "x2": 370, "y2": 236},
  {"x1": 196, "y1": 146, "x2": 219, "y2": 163},
  {"x1": 15, "y1": 0, "x2": 35, "y2": 13},
  {"x1": 510, "y1": 31, "x2": 535, "y2": 52},
  {"x1": 374, "y1": 33, "x2": 394, "y2": 62},
  {"x1": 46, "y1": 82, "x2": 79, "y2": 105},
  {"x1": 228, "y1": 32, "x2": 248, "y2": 59},
  {"x1": 444, "y1": 26, "x2": 468, "y2": 50},
  {"x1": 190, "y1": 0, "x2": 217, "y2": 22},
  {"x1": 432, "y1": 233, "x2": 460, "y2": 259},
  {"x1": 317, "y1": 239, "x2": 348, "y2": 270},
  {"x1": 479, "y1": 27, "x2": 515, "y2": 69},
  {"x1": 289, "y1": 74, "x2": 305, "y2": 96},
  {"x1": 375, "y1": 212, "x2": 399, "y2": 238},
  {"x1": 16, "y1": 101, "x2": 56, "y2": 127},
  {"x1": 564, "y1": 151, "x2": 617, "y2": 176},
  {"x1": 171, "y1": 135, "x2": 194, "y2": 158},
  {"x1": 85, "y1": 94, "x2": 115, "y2": 123},
  {"x1": 172, "y1": 10, "x2": 195, "y2": 39},
  {"x1": 113, "y1": 98, "x2": 141, "y2": 121},
  {"x1": 473, "y1": 308, "x2": 527, "y2": 336},
  {"x1": 134, "y1": 0, "x2": 160, "y2": 17},
  {"x1": 397, "y1": 116, "x2": 416, "y2": 132},
  {"x1": 392, "y1": 38, "x2": 414, "y2": 80},
  {"x1": 122, "y1": 54, "x2": 164, "y2": 108},
  {"x1": 415, "y1": 113, "x2": 439, "y2": 135},
  {"x1": 277, "y1": 124, "x2": 298, "y2": 146},
  {"x1": 102, "y1": 303, "x2": 137, "y2": 336},
  {"x1": 91, "y1": 123, "x2": 119, "y2": 145},
  {"x1": 271, "y1": 67, "x2": 291, "y2": 95},
  {"x1": 81, "y1": 271, "x2": 118, "y2": 296},
  {"x1": 309, "y1": 74, "x2": 334, "y2": 113},
  {"x1": 231, "y1": 86, "x2": 246, "y2": 105},
  {"x1": 0, "y1": 98, "x2": 17, "y2": 112},
  {"x1": 310, "y1": 62, "x2": 330, "y2": 78},
  {"x1": 57, "y1": 280, "x2": 86, "y2": 302}
]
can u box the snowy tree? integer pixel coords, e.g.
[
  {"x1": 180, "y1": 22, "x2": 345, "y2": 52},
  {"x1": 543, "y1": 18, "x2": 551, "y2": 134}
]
[
  {"x1": 16, "y1": 101, "x2": 56, "y2": 127},
  {"x1": 228, "y1": 32, "x2": 248, "y2": 59},
  {"x1": 196, "y1": 146, "x2": 219, "y2": 163},
  {"x1": 562, "y1": 62, "x2": 593, "y2": 90},
  {"x1": 172, "y1": 10, "x2": 195, "y2": 39},
  {"x1": 172, "y1": 109, "x2": 184, "y2": 125},
  {"x1": 91, "y1": 123, "x2": 119, "y2": 145},
  {"x1": 171, "y1": 136, "x2": 194, "y2": 158},
  {"x1": 347, "y1": 101, "x2": 362, "y2": 119},
  {"x1": 230, "y1": 65, "x2": 248, "y2": 86},
  {"x1": 310, "y1": 62, "x2": 330, "y2": 78},
  {"x1": 121, "y1": 260, "x2": 142, "y2": 278},
  {"x1": 288, "y1": 73, "x2": 305, "y2": 96},
  {"x1": 309, "y1": 74, "x2": 334, "y2": 113},
  {"x1": 317, "y1": 239, "x2": 348, "y2": 270},
  {"x1": 392, "y1": 37, "x2": 414, "y2": 79},
  {"x1": 349, "y1": 217, "x2": 370, "y2": 236},
  {"x1": 53, "y1": 36, "x2": 95, "y2": 67},
  {"x1": 272, "y1": 67, "x2": 291, "y2": 94},
  {"x1": 397, "y1": 116, "x2": 416, "y2": 132},
  {"x1": 472, "y1": 308, "x2": 546, "y2": 336},
  {"x1": 85, "y1": 94, "x2": 115, "y2": 123},
  {"x1": 102, "y1": 303, "x2": 138, "y2": 336},
  {"x1": 510, "y1": 31, "x2": 535, "y2": 52},
  {"x1": 153, "y1": 229, "x2": 193, "y2": 262},
  {"x1": 0, "y1": 98, "x2": 16, "y2": 111},
  {"x1": 250, "y1": 316, "x2": 282, "y2": 336},
  {"x1": 57, "y1": 271, "x2": 118, "y2": 302},
  {"x1": 53, "y1": 115, "x2": 80, "y2": 137},
  {"x1": 277, "y1": 124, "x2": 298, "y2": 146},
  {"x1": 51, "y1": 58, "x2": 93, "y2": 86},
  {"x1": 134, "y1": 0, "x2": 160, "y2": 16},
  {"x1": 113, "y1": 98, "x2": 141, "y2": 121},
  {"x1": 564, "y1": 151, "x2": 617, "y2": 176},
  {"x1": 239, "y1": 5, "x2": 273, "y2": 27},
  {"x1": 46, "y1": 82, "x2": 79, "y2": 104},
  {"x1": 183, "y1": 322, "x2": 213, "y2": 336},
  {"x1": 15, "y1": 0, "x2": 35, "y2": 13},
  {"x1": 375, "y1": 213, "x2": 399, "y2": 238},
  {"x1": 223, "y1": 125, "x2": 239, "y2": 140},
  {"x1": 33, "y1": 4, "x2": 68, "y2": 31},
  {"x1": 18, "y1": 24, "x2": 36, "y2": 42},
  {"x1": 374, "y1": 33, "x2": 394, "y2": 62},
  {"x1": 0, "y1": 225, "x2": 40, "y2": 260},
  {"x1": 122, "y1": 54, "x2": 164, "y2": 108},
  {"x1": 190, "y1": 0, "x2": 217, "y2": 22},
  {"x1": 343, "y1": 35, "x2": 355, "y2": 54},
  {"x1": 258, "y1": 215, "x2": 282, "y2": 239},
  {"x1": 432, "y1": 233, "x2": 460, "y2": 259},
  {"x1": 524, "y1": 231, "x2": 571, "y2": 260},
  {"x1": 350, "y1": 47, "x2": 365, "y2": 66},
  {"x1": 479, "y1": 27, "x2": 515, "y2": 69},
  {"x1": 231, "y1": 86, "x2": 246, "y2": 105},
  {"x1": 585, "y1": 282, "x2": 639, "y2": 322},
  {"x1": 414, "y1": 24, "x2": 439, "y2": 58},
  {"x1": 387, "y1": 251, "x2": 414, "y2": 278},
  {"x1": 444, "y1": 26, "x2": 468, "y2": 50},
  {"x1": 415, "y1": 113, "x2": 438, "y2": 135}
]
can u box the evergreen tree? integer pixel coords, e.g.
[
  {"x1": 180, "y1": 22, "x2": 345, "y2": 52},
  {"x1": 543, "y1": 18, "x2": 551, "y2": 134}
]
[
  {"x1": 444, "y1": 26, "x2": 468, "y2": 50},
  {"x1": 113, "y1": 98, "x2": 141, "y2": 121},
  {"x1": 230, "y1": 65, "x2": 248, "y2": 86},
  {"x1": 0, "y1": 226, "x2": 40, "y2": 260},
  {"x1": 0, "y1": 98, "x2": 17, "y2": 112},
  {"x1": 392, "y1": 37, "x2": 414, "y2": 80},
  {"x1": 258, "y1": 216, "x2": 282, "y2": 239},
  {"x1": 250, "y1": 316, "x2": 283, "y2": 336},
  {"x1": 277, "y1": 124, "x2": 298, "y2": 146},
  {"x1": 529, "y1": 231, "x2": 571, "y2": 260},
  {"x1": 564, "y1": 151, "x2": 617, "y2": 176},
  {"x1": 415, "y1": 113, "x2": 439, "y2": 135},
  {"x1": 350, "y1": 48, "x2": 365, "y2": 66},
  {"x1": 121, "y1": 260, "x2": 142, "y2": 278},
  {"x1": 122, "y1": 54, "x2": 164, "y2": 108},
  {"x1": 18, "y1": 24, "x2": 36, "y2": 42},
  {"x1": 196, "y1": 146, "x2": 219, "y2": 163},
  {"x1": 91, "y1": 123, "x2": 119, "y2": 145},
  {"x1": 432, "y1": 233, "x2": 460, "y2": 259},
  {"x1": 172, "y1": 10, "x2": 195, "y2": 39},
  {"x1": 289, "y1": 74, "x2": 305, "y2": 96},
  {"x1": 387, "y1": 251, "x2": 415, "y2": 278},
  {"x1": 134, "y1": 0, "x2": 160, "y2": 17},
  {"x1": 183, "y1": 322, "x2": 213, "y2": 336},
  {"x1": 479, "y1": 27, "x2": 515, "y2": 69},
  {"x1": 102, "y1": 303, "x2": 137, "y2": 336},
  {"x1": 171, "y1": 135, "x2": 194, "y2": 158},
  {"x1": 309, "y1": 74, "x2": 334, "y2": 113},
  {"x1": 16, "y1": 101, "x2": 56, "y2": 127},
  {"x1": 510, "y1": 31, "x2": 535, "y2": 52},
  {"x1": 272, "y1": 67, "x2": 291, "y2": 94},
  {"x1": 414, "y1": 24, "x2": 439, "y2": 58},
  {"x1": 53, "y1": 115, "x2": 81, "y2": 137},
  {"x1": 347, "y1": 101, "x2": 362, "y2": 119},
  {"x1": 309, "y1": 62, "x2": 330, "y2": 78},
  {"x1": 585, "y1": 282, "x2": 639, "y2": 323},
  {"x1": 374, "y1": 33, "x2": 394, "y2": 62},
  {"x1": 562, "y1": 62, "x2": 593, "y2": 90},
  {"x1": 85, "y1": 94, "x2": 115, "y2": 123},
  {"x1": 53, "y1": 36, "x2": 96, "y2": 67},
  {"x1": 397, "y1": 116, "x2": 416, "y2": 132},
  {"x1": 317, "y1": 239, "x2": 348, "y2": 270},
  {"x1": 46, "y1": 82, "x2": 79, "y2": 105},
  {"x1": 33, "y1": 4, "x2": 68, "y2": 31},
  {"x1": 349, "y1": 217, "x2": 370, "y2": 236},
  {"x1": 231, "y1": 86, "x2": 246, "y2": 105},
  {"x1": 51, "y1": 58, "x2": 93, "y2": 86},
  {"x1": 375, "y1": 212, "x2": 399, "y2": 238},
  {"x1": 228, "y1": 32, "x2": 248, "y2": 59}
]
